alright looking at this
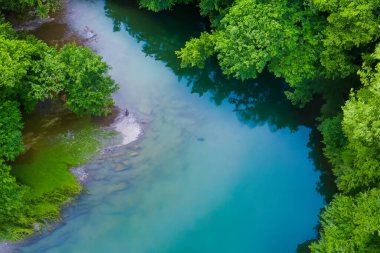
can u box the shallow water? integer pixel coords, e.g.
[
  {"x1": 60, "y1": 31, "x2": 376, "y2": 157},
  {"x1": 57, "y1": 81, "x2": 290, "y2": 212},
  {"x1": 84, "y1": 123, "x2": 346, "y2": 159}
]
[{"x1": 18, "y1": 0, "x2": 327, "y2": 252}]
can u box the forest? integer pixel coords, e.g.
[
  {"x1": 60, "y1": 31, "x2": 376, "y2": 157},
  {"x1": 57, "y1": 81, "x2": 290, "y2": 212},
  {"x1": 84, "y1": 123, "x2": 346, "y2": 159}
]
[{"x1": 0, "y1": 0, "x2": 379, "y2": 252}]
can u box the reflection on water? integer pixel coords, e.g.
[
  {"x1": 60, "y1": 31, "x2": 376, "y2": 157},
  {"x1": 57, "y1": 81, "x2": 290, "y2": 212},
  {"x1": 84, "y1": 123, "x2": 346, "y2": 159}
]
[
  {"x1": 17, "y1": 0, "x2": 333, "y2": 252},
  {"x1": 104, "y1": 0, "x2": 336, "y2": 202}
]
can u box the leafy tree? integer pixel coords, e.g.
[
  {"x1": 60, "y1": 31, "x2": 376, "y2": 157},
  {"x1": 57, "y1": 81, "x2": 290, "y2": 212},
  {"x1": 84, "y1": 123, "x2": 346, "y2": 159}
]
[
  {"x1": 176, "y1": 0, "x2": 325, "y2": 106},
  {"x1": 319, "y1": 45, "x2": 380, "y2": 193},
  {"x1": 0, "y1": 101, "x2": 23, "y2": 161},
  {"x1": 311, "y1": 0, "x2": 380, "y2": 78},
  {"x1": 27, "y1": 44, "x2": 66, "y2": 103},
  {"x1": 310, "y1": 188, "x2": 380, "y2": 253},
  {"x1": 177, "y1": 32, "x2": 215, "y2": 68},
  {"x1": 0, "y1": 20, "x2": 118, "y2": 115},
  {"x1": 0, "y1": 33, "x2": 49, "y2": 111},
  {"x1": 339, "y1": 46, "x2": 380, "y2": 192},
  {"x1": 58, "y1": 45, "x2": 119, "y2": 116},
  {"x1": 0, "y1": 160, "x2": 31, "y2": 240},
  {"x1": 179, "y1": 0, "x2": 322, "y2": 82}
]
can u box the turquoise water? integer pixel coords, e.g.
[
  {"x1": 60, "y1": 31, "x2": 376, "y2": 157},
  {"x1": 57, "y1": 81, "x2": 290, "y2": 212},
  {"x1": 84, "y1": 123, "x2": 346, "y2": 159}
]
[{"x1": 18, "y1": 0, "x2": 327, "y2": 252}]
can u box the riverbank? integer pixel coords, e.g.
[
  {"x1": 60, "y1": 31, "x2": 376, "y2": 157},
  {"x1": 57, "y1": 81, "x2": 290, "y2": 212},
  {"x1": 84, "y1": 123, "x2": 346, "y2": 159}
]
[
  {"x1": 0, "y1": 104, "x2": 142, "y2": 251},
  {"x1": 6, "y1": 104, "x2": 108, "y2": 238},
  {"x1": 0, "y1": 2, "x2": 139, "y2": 245}
]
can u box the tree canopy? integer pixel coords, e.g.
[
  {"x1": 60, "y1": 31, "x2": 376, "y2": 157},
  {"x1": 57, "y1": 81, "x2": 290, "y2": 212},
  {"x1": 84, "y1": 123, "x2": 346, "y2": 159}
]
[
  {"x1": 310, "y1": 188, "x2": 380, "y2": 253},
  {"x1": 319, "y1": 45, "x2": 380, "y2": 194},
  {"x1": 0, "y1": 22, "x2": 118, "y2": 115},
  {"x1": 174, "y1": 0, "x2": 380, "y2": 106}
]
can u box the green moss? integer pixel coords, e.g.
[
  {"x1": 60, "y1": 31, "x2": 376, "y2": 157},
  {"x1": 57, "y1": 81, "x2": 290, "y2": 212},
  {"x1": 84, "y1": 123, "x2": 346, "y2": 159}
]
[
  {"x1": 12, "y1": 125, "x2": 98, "y2": 197},
  {"x1": 5, "y1": 106, "x2": 108, "y2": 240}
]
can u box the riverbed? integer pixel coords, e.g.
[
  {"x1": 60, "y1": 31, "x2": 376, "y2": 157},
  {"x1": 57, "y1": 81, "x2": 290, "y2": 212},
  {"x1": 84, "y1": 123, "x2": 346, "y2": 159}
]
[{"x1": 16, "y1": 0, "x2": 327, "y2": 252}]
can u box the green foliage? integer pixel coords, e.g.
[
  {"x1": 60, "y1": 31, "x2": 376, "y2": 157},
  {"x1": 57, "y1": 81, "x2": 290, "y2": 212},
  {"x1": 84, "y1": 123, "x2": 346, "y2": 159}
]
[
  {"x1": 315, "y1": 45, "x2": 380, "y2": 252},
  {"x1": 0, "y1": 161, "x2": 27, "y2": 224},
  {"x1": 339, "y1": 47, "x2": 380, "y2": 192},
  {"x1": 198, "y1": 0, "x2": 233, "y2": 16},
  {"x1": 0, "y1": 35, "x2": 37, "y2": 90},
  {"x1": 58, "y1": 45, "x2": 119, "y2": 116},
  {"x1": 161, "y1": 0, "x2": 379, "y2": 106},
  {"x1": 0, "y1": 20, "x2": 15, "y2": 38},
  {"x1": 27, "y1": 44, "x2": 66, "y2": 102},
  {"x1": 319, "y1": 45, "x2": 380, "y2": 194},
  {"x1": 139, "y1": 0, "x2": 192, "y2": 11},
  {"x1": 0, "y1": 160, "x2": 33, "y2": 241},
  {"x1": 0, "y1": 34, "x2": 51, "y2": 111},
  {"x1": 177, "y1": 32, "x2": 215, "y2": 68},
  {"x1": 0, "y1": 0, "x2": 59, "y2": 16},
  {"x1": 318, "y1": 115, "x2": 345, "y2": 167},
  {"x1": 175, "y1": 0, "x2": 325, "y2": 105},
  {"x1": 311, "y1": 0, "x2": 380, "y2": 78},
  {"x1": 310, "y1": 188, "x2": 380, "y2": 253},
  {"x1": 216, "y1": 0, "x2": 321, "y2": 83},
  {"x1": 178, "y1": 0, "x2": 322, "y2": 84},
  {"x1": 358, "y1": 44, "x2": 380, "y2": 88},
  {"x1": 0, "y1": 101, "x2": 24, "y2": 161},
  {"x1": 0, "y1": 20, "x2": 118, "y2": 115}
]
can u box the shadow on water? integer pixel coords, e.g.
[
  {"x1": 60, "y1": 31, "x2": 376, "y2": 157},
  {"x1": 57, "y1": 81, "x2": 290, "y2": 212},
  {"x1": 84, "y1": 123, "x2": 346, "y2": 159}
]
[
  {"x1": 103, "y1": 0, "x2": 338, "y2": 250},
  {"x1": 105, "y1": 0, "x2": 338, "y2": 250}
]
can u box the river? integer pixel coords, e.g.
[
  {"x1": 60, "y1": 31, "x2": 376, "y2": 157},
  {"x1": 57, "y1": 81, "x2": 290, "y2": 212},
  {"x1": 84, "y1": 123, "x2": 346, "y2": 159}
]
[{"x1": 17, "y1": 0, "x2": 328, "y2": 252}]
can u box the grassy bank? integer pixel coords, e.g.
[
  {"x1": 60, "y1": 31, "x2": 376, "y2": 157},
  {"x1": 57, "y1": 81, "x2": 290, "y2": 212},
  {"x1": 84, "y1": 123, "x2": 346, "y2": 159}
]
[
  {"x1": 1, "y1": 105, "x2": 108, "y2": 240},
  {"x1": 0, "y1": 0, "x2": 119, "y2": 239}
]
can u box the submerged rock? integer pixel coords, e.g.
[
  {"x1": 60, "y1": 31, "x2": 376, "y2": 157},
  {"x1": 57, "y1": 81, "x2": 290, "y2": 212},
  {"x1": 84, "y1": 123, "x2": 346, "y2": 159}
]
[
  {"x1": 197, "y1": 137, "x2": 205, "y2": 142},
  {"x1": 129, "y1": 151, "x2": 139, "y2": 157}
]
